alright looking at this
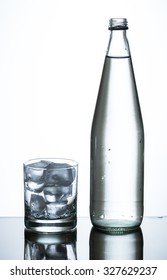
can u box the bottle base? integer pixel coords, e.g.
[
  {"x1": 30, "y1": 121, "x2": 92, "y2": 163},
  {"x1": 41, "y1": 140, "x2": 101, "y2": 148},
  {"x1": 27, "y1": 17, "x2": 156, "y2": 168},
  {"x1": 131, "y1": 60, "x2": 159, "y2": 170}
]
[{"x1": 92, "y1": 219, "x2": 142, "y2": 234}]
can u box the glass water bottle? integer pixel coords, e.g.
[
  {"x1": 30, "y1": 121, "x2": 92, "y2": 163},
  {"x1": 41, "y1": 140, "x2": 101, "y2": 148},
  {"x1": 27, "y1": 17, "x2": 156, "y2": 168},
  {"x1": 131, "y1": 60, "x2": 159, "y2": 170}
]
[{"x1": 90, "y1": 18, "x2": 144, "y2": 232}]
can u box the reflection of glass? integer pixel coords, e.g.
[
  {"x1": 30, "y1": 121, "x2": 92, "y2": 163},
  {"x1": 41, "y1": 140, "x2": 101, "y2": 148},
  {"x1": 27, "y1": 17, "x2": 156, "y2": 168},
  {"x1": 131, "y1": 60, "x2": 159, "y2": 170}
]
[
  {"x1": 89, "y1": 227, "x2": 143, "y2": 260},
  {"x1": 24, "y1": 229, "x2": 77, "y2": 260}
]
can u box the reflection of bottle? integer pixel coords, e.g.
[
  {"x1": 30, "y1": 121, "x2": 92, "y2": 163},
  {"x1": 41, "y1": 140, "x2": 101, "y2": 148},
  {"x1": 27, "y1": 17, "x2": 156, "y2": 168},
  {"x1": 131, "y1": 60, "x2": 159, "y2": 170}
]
[
  {"x1": 89, "y1": 227, "x2": 143, "y2": 260},
  {"x1": 90, "y1": 18, "x2": 144, "y2": 232},
  {"x1": 24, "y1": 229, "x2": 77, "y2": 260}
]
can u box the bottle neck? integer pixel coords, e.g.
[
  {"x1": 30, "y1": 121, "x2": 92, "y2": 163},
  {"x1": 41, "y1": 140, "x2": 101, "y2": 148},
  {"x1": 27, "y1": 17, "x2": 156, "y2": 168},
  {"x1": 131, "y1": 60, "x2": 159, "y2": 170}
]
[{"x1": 106, "y1": 29, "x2": 130, "y2": 58}]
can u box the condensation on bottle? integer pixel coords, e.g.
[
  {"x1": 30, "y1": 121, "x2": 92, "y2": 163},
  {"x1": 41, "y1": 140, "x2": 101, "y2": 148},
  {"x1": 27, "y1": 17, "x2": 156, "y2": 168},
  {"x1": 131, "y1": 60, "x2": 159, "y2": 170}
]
[{"x1": 90, "y1": 18, "x2": 144, "y2": 233}]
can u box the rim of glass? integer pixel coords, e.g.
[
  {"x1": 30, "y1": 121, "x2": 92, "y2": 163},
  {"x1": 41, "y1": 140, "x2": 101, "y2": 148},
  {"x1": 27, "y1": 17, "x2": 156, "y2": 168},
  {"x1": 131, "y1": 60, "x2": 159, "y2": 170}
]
[{"x1": 23, "y1": 158, "x2": 78, "y2": 169}]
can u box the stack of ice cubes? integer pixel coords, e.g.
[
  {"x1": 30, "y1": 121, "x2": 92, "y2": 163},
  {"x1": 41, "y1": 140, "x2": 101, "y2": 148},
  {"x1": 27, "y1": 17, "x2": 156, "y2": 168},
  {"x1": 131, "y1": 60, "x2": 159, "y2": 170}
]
[{"x1": 24, "y1": 160, "x2": 77, "y2": 220}]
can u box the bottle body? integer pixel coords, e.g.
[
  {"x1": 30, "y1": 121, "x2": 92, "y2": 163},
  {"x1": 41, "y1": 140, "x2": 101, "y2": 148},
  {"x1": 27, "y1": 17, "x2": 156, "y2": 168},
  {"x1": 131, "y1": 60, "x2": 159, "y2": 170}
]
[{"x1": 90, "y1": 19, "x2": 144, "y2": 232}]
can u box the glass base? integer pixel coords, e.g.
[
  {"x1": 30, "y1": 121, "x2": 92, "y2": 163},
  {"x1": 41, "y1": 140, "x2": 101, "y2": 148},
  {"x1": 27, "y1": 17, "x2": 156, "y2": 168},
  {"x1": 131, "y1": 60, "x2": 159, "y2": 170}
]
[{"x1": 25, "y1": 216, "x2": 76, "y2": 233}]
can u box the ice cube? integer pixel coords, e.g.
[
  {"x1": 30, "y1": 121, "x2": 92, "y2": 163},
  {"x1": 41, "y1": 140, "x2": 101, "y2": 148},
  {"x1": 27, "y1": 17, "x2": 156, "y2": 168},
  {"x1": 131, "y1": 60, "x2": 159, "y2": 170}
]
[
  {"x1": 30, "y1": 194, "x2": 46, "y2": 218},
  {"x1": 44, "y1": 193, "x2": 57, "y2": 203},
  {"x1": 44, "y1": 185, "x2": 72, "y2": 198},
  {"x1": 27, "y1": 160, "x2": 50, "y2": 169},
  {"x1": 24, "y1": 165, "x2": 45, "y2": 182},
  {"x1": 46, "y1": 202, "x2": 67, "y2": 219},
  {"x1": 24, "y1": 242, "x2": 31, "y2": 260},
  {"x1": 24, "y1": 188, "x2": 32, "y2": 206},
  {"x1": 45, "y1": 244, "x2": 67, "y2": 260},
  {"x1": 46, "y1": 163, "x2": 75, "y2": 186},
  {"x1": 24, "y1": 189, "x2": 32, "y2": 216},
  {"x1": 30, "y1": 243, "x2": 45, "y2": 260},
  {"x1": 24, "y1": 241, "x2": 45, "y2": 260},
  {"x1": 44, "y1": 185, "x2": 72, "y2": 205},
  {"x1": 25, "y1": 181, "x2": 45, "y2": 193},
  {"x1": 24, "y1": 163, "x2": 46, "y2": 193}
]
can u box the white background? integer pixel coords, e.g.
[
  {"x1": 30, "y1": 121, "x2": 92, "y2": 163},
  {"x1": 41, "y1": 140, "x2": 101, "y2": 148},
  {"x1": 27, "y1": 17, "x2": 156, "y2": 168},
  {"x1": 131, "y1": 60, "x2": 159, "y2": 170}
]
[{"x1": 0, "y1": 0, "x2": 167, "y2": 217}]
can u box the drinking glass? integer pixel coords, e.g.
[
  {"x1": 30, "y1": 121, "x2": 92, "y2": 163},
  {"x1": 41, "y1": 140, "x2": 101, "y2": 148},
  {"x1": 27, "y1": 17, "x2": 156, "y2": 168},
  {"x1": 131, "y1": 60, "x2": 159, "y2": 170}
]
[{"x1": 24, "y1": 158, "x2": 78, "y2": 232}]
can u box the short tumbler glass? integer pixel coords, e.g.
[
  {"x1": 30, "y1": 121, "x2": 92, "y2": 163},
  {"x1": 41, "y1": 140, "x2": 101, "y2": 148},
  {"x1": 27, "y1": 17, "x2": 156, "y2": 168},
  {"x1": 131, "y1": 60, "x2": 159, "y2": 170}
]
[{"x1": 24, "y1": 158, "x2": 78, "y2": 232}]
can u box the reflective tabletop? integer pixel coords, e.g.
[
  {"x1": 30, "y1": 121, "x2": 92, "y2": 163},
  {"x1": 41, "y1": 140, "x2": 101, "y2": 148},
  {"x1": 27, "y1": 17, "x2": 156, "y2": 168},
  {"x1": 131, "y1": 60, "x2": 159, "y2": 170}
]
[{"x1": 0, "y1": 217, "x2": 167, "y2": 260}]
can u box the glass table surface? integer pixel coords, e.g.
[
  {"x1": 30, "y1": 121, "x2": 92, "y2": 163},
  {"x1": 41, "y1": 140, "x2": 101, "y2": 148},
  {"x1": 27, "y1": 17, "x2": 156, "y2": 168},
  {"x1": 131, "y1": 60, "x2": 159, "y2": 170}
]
[{"x1": 0, "y1": 216, "x2": 167, "y2": 260}]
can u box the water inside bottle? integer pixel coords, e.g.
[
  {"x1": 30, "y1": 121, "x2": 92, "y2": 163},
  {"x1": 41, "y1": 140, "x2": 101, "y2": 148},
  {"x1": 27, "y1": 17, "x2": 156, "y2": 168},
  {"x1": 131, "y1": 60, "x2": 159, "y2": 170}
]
[{"x1": 90, "y1": 55, "x2": 144, "y2": 232}]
